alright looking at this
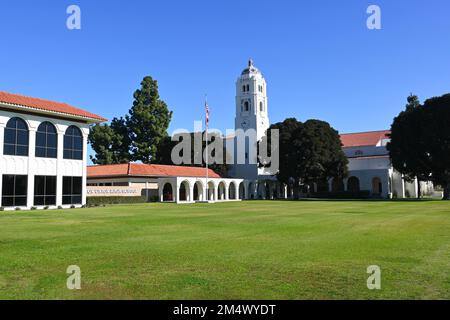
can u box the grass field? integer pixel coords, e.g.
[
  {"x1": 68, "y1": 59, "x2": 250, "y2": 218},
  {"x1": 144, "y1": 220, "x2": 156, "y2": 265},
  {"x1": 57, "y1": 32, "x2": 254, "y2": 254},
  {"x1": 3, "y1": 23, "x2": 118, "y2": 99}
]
[{"x1": 0, "y1": 200, "x2": 449, "y2": 300}]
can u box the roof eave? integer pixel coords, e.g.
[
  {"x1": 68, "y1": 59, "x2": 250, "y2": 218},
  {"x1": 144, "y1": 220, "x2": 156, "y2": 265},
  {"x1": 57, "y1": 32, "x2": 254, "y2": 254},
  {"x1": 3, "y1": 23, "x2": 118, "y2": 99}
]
[
  {"x1": 0, "y1": 102, "x2": 107, "y2": 124},
  {"x1": 87, "y1": 174, "x2": 220, "y2": 179}
]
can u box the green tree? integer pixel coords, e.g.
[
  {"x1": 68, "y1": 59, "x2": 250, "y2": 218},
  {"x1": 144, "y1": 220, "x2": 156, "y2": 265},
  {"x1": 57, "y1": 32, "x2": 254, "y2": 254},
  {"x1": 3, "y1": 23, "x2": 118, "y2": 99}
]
[
  {"x1": 88, "y1": 123, "x2": 115, "y2": 165},
  {"x1": 387, "y1": 95, "x2": 428, "y2": 198},
  {"x1": 109, "y1": 117, "x2": 132, "y2": 163},
  {"x1": 155, "y1": 132, "x2": 229, "y2": 177},
  {"x1": 405, "y1": 93, "x2": 420, "y2": 111},
  {"x1": 152, "y1": 135, "x2": 174, "y2": 165},
  {"x1": 265, "y1": 118, "x2": 348, "y2": 198},
  {"x1": 88, "y1": 117, "x2": 131, "y2": 165},
  {"x1": 264, "y1": 118, "x2": 302, "y2": 194},
  {"x1": 126, "y1": 76, "x2": 172, "y2": 163},
  {"x1": 388, "y1": 93, "x2": 450, "y2": 200}
]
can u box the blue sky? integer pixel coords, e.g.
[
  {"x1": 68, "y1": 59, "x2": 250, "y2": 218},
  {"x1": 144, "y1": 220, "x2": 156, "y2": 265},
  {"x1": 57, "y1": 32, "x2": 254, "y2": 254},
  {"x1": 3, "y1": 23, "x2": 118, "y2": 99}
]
[{"x1": 1, "y1": 0, "x2": 450, "y2": 160}]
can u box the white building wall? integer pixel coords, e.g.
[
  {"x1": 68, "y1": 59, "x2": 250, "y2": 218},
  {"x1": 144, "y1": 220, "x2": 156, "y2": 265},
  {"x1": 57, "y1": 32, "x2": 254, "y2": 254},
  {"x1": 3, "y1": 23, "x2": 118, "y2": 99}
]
[
  {"x1": 0, "y1": 109, "x2": 90, "y2": 209},
  {"x1": 345, "y1": 169, "x2": 390, "y2": 198},
  {"x1": 347, "y1": 156, "x2": 391, "y2": 171},
  {"x1": 158, "y1": 177, "x2": 245, "y2": 203},
  {"x1": 232, "y1": 61, "x2": 272, "y2": 181}
]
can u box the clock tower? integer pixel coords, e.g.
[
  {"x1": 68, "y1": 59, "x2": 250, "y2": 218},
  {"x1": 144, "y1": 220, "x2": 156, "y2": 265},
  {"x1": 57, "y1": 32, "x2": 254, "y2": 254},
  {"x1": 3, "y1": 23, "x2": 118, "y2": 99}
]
[
  {"x1": 232, "y1": 59, "x2": 271, "y2": 180},
  {"x1": 235, "y1": 59, "x2": 269, "y2": 140}
]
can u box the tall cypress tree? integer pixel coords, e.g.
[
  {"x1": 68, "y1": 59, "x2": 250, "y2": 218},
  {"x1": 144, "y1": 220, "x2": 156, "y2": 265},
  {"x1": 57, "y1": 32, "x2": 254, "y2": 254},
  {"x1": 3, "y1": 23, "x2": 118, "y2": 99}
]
[
  {"x1": 88, "y1": 117, "x2": 131, "y2": 165},
  {"x1": 110, "y1": 117, "x2": 132, "y2": 163},
  {"x1": 88, "y1": 123, "x2": 115, "y2": 165},
  {"x1": 126, "y1": 76, "x2": 173, "y2": 163}
]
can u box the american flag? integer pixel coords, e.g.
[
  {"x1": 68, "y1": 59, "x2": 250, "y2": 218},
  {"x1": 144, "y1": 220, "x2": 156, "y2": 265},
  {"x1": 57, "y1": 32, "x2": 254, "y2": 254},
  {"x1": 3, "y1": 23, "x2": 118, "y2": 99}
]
[{"x1": 205, "y1": 100, "x2": 210, "y2": 129}]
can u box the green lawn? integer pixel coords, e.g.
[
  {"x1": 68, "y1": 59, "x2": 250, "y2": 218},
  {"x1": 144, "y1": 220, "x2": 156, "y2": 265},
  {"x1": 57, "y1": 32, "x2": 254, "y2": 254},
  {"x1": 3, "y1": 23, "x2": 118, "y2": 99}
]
[{"x1": 0, "y1": 200, "x2": 449, "y2": 299}]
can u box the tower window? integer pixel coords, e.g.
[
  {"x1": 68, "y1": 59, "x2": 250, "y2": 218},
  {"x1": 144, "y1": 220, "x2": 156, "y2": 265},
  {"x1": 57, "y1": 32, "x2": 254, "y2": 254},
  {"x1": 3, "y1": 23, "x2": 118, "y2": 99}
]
[
  {"x1": 244, "y1": 101, "x2": 249, "y2": 112},
  {"x1": 242, "y1": 85, "x2": 246, "y2": 92},
  {"x1": 260, "y1": 102, "x2": 264, "y2": 112},
  {"x1": 246, "y1": 84, "x2": 249, "y2": 92}
]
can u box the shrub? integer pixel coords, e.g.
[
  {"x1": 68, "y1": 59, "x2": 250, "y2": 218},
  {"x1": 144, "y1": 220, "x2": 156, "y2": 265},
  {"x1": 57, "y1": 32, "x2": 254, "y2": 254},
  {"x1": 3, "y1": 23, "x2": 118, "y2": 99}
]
[
  {"x1": 15, "y1": 207, "x2": 21, "y2": 211},
  {"x1": 44, "y1": 206, "x2": 49, "y2": 210},
  {"x1": 31, "y1": 206, "x2": 38, "y2": 211},
  {"x1": 70, "y1": 205, "x2": 76, "y2": 209},
  {"x1": 57, "y1": 206, "x2": 63, "y2": 210},
  {"x1": 0, "y1": 207, "x2": 4, "y2": 211},
  {"x1": 87, "y1": 196, "x2": 147, "y2": 207},
  {"x1": 308, "y1": 190, "x2": 372, "y2": 199}
]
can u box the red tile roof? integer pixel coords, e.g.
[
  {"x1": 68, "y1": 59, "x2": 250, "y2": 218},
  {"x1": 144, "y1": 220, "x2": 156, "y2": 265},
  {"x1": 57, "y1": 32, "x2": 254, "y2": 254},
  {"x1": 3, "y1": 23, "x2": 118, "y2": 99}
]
[
  {"x1": 340, "y1": 130, "x2": 390, "y2": 148},
  {"x1": 348, "y1": 155, "x2": 390, "y2": 160},
  {"x1": 87, "y1": 163, "x2": 221, "y2": 179},
  {"x1": 0, "y1": 91, "x2": 107, "y2": 122}
]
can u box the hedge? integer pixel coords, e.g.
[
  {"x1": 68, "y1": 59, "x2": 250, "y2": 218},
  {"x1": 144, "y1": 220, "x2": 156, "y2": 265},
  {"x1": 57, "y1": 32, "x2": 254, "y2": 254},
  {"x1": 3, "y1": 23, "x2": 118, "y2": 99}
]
[
  {"x1": 308, "y1": 190, "x2": 372, "y2": 199},
  {"x1": 87, "y1": 196, "x2": 147, "y2": 206}
]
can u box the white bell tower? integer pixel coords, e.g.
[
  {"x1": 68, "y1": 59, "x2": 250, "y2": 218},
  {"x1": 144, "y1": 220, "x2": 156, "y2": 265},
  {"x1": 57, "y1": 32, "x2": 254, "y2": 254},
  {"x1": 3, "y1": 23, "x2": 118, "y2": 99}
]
[
  {"x1": 232, "y1": 59, "x2": 271, "y2": 180},
  {"x1": 235, "y1": 59, "x2": 270, "y2": 140}
]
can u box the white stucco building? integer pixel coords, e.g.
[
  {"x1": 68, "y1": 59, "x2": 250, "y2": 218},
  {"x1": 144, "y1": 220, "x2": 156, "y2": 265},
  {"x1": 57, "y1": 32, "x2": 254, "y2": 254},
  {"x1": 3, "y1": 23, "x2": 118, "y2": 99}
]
[
  {"x1": 230, "y1": 59, "x2": 274, "y2": 181},
  {"x1": 86, "y1": 60, "x2": 434, "y2": 203},
  {"x1": 87, "y1": 162, "x2": 288, "y2": 203},
  {"x1": 226, "y1": 61, "x2": 434, "y2": 199},
  {"x1": 0, "y1": 91, "x2": 105, "y2": 210},
  {"x1": 331, "y1": 130, "x2": 434, "y2": 199},
  {"x1": 87, "y1": 163, "x2": 245, "y2": 203}
]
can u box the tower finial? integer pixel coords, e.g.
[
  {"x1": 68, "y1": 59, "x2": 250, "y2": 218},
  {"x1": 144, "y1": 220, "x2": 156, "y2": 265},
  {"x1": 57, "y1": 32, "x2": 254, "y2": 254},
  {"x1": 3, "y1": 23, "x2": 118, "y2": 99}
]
[{"x1": 248, "y1": 58, "x2": 254, "y2": 67}]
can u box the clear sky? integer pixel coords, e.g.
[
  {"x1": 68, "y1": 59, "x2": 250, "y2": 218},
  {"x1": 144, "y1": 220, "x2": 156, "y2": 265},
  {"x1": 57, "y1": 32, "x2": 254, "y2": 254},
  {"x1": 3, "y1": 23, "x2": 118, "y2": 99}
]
[{"x1": 1, "y1": 0, "x2": 450, "y2": 160}]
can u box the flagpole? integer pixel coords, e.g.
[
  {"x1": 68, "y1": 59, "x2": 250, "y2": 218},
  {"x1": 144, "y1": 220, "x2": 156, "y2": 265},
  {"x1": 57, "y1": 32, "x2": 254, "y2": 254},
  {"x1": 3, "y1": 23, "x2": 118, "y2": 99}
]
[{"x1": 205, "y1": 95, "x2": 209, "y2": 201}]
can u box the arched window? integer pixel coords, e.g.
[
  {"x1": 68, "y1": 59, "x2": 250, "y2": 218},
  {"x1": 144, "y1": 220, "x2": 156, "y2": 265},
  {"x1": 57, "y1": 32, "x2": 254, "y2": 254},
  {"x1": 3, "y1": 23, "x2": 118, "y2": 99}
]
[
  {"x1": 207, "y1": 181, "x2": 215, "y2": 200},
  {"x1": 372, "y1": 177, "x2": 382, "y2": 195},
  {"x1": 229, "y1": 182, "x2": 236, "y2": 200},
  {"x1": 63, "y1": 126, "x2": 83, "y2": 160},
  {"x1": 347, "y1": 176, "x2": 360, "y2": 192},
  {"x1": 244, "y1": 101, "x2": 249, "y2": 112},
  {"x1": 4, "y1": 117, "x2": 29, "y2": 156},
  {"x1": 242, "y1": 85, "x2": 246, "y2": 92},
  {"x1": 163, "y1": 183, "x2": 173, "y2": 201},
  {"x1": 248, "y1": 182, "x2": 255, "y2": 199},
  {"x1": 193, "y1": 181, "x2": 203, "y2": 201},
  {"x1": 332, "y1": 178, "x2": 345, "y2": 192},
  {"x1": 179, "y1": 181, "x2": 190, "y2": 201},
  {"x1": 239, "y1": 182, "x2": 245, "y2": 200},
  {"x1": 218, "y1": 182, "x2": 226, "y2": 200},
  {"x1": 260, "y1": 102, "x2": 264, "y2": 112},
  {"x1": 36, "y1": 122, "x2": 57, "y2": 158},
  {"x1": 246, "y1": 84, "x2": 250, "y2": 92}
]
